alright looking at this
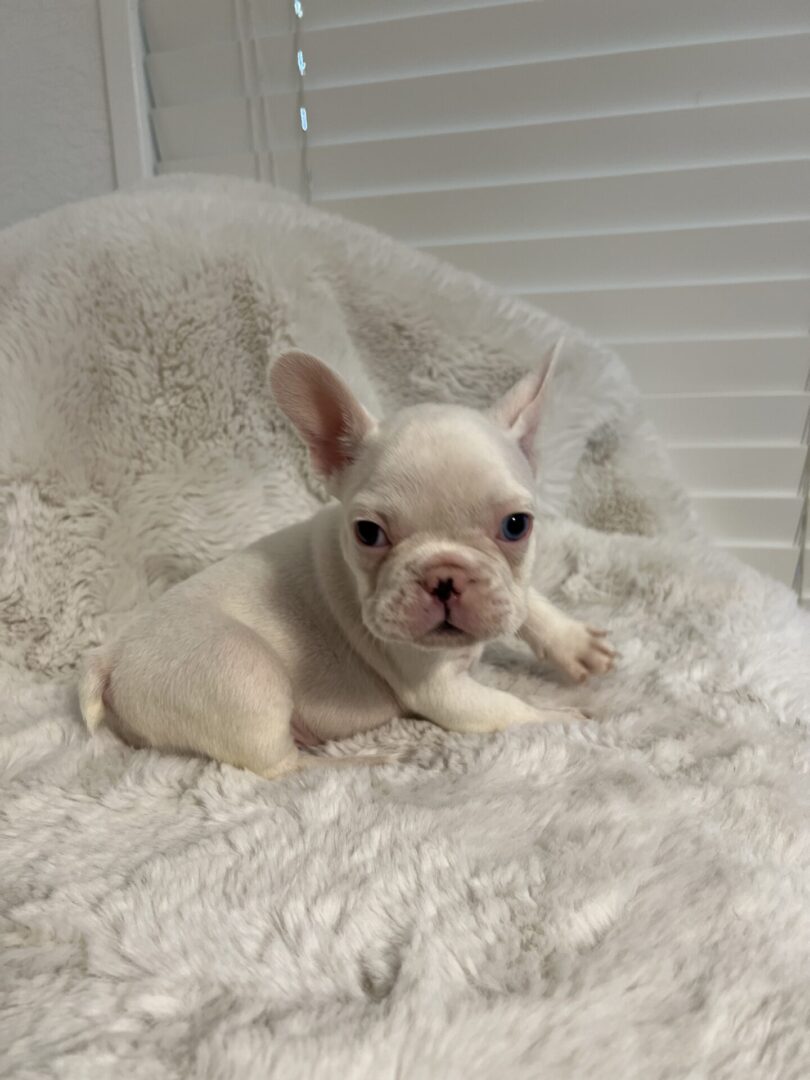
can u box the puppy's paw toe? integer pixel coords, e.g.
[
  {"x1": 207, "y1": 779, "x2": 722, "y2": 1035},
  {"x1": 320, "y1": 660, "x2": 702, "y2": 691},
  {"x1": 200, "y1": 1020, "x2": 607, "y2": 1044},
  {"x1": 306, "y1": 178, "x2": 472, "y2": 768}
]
[{"x1": 565, "y1": 625, "x2": 617, "y2": 680}]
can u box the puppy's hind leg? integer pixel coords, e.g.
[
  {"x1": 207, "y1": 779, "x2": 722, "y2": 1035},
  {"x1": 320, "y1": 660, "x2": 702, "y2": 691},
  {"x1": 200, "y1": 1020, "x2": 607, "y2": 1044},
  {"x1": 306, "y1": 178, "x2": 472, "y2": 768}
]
[
  {"x1": 97, "y1": 615, "x2": 394, "y2": 781},
  {"x1": 175, "y1": 622, "x2": 393, "y2": 781}
]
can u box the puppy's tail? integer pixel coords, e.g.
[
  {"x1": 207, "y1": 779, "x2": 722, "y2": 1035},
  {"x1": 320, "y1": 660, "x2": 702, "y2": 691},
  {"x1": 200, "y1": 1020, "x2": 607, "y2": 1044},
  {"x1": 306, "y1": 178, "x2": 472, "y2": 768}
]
[{"x1": 78, "y1": 648, "x2": 110, "y2": 733}]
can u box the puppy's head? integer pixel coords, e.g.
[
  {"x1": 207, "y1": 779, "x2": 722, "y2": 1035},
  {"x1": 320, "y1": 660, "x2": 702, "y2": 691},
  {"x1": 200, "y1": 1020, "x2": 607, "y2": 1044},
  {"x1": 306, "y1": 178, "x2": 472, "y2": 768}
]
[{"x1": 271, "y1": 347, "x2": 559, "y2": 650}]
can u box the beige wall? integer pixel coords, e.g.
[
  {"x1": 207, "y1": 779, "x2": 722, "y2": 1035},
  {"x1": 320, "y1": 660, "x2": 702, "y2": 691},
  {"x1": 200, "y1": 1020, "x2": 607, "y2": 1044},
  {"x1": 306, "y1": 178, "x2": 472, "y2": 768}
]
[{"x1": 0, "y1": 0, "x2": 115, "y2": 229}]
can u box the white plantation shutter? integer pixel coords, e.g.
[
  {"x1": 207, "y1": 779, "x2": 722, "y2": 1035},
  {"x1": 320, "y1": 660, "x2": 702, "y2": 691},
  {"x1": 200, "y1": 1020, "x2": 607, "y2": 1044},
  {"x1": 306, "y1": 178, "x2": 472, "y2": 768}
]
[{"x1": 122, "y1": 0, "x2": 810, "y2": 596}]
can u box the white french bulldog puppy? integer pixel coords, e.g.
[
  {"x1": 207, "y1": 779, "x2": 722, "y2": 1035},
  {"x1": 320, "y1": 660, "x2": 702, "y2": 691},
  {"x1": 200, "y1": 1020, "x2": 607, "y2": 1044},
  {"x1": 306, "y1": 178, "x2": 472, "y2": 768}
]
[{"x1": 79, "y1": 345, "x2": 614, "y2": 780}]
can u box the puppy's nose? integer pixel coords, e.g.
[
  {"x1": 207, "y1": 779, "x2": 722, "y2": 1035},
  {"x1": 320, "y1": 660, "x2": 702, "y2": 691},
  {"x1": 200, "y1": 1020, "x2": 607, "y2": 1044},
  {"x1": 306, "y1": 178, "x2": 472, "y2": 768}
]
[
  {"x1": 423, "y1": 566, "x2": 470, "y2": 601},
  {"x1": 434, "y1": 578, "x2": 454, "y2": 603}
]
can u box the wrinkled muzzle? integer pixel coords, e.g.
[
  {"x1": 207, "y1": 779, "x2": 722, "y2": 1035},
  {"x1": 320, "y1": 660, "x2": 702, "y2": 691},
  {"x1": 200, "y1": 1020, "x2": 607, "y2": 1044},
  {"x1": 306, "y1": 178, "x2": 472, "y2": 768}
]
[{"x1": 361, "y1": 543, "x2": 526, "y2": 647}]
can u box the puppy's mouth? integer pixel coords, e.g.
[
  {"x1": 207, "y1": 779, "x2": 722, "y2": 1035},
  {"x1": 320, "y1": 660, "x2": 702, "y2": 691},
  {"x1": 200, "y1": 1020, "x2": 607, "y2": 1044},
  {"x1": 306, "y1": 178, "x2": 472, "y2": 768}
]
[{"x1": 420, "y1": 612, "x2": 475, "y2": 647}]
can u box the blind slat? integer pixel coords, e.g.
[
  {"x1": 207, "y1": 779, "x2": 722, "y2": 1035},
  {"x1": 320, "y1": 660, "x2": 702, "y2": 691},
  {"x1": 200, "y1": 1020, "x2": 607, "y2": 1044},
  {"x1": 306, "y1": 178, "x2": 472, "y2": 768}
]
[
  {"x1": 159, "y1": 151, "x2": 267, "y2": 180},
  {"x1": 727, "y1": 545, "x2": 806, "y2": 589},
  {"x1": 670, "y1": 446, "x2": 806, "y2": 494},
  {"x1": 645, "y1": 393, "x2": 808, "y2": 445},
  {"x1": 619, "y1": 338, "x2": 809, "y2": 394},
  {"x1": 427, "y1": 221, "x2": 810, "y2": 293},
  {"x1": 522, "y1": 279, "x2": 810, "y2": 340},
  {"x1": 141, "y1": 0, "x2": 254, "y2": 51},
  {"x1": 141, "y1": 0, "x2": 520, "y2": 49},
  {"x1": 152, "y1": 96, "x2": 299, "y2": 161},
  {"x1": 302, "y1": 0, "x2": 810, "y2": 37},
  {"x1": 146, "y1": 38, "x2": 293, "y2": 104},
  {"x1": 693, "y1": 495, "x2": 802, "y2": 544},
  {"x1": 320, "y1": 161, "x2": 810, "y2": 245},
  {"x1": 297, "y1": 0, "x2": 519, "y2": 31},
  {"x1": 296, "y1": 0, "x2": 810, "y2": 85}
]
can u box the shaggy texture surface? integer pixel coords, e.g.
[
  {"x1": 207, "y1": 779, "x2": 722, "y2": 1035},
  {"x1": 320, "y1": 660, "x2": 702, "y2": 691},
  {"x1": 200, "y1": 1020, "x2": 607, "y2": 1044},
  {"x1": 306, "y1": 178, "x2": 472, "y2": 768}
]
[{"x1": 1, "y1": 178, "x2": 809, "y2": 1079}]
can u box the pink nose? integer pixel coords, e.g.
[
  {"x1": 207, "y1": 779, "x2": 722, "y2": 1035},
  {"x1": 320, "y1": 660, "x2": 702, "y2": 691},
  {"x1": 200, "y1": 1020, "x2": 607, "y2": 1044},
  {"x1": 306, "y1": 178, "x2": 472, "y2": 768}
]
[{"x1": 422, "y1": 565, "x2": 470, "y2": 603}]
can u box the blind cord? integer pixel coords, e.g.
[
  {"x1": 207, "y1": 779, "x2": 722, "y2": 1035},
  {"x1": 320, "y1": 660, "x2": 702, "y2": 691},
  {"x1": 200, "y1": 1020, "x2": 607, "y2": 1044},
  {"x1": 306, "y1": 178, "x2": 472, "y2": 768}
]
[
  {"x1": 292, "y1": 1, "x2": 312, "y2": 203},
  {"x1": 794, "y1": 373, "x2": 810, "y2": 603}
]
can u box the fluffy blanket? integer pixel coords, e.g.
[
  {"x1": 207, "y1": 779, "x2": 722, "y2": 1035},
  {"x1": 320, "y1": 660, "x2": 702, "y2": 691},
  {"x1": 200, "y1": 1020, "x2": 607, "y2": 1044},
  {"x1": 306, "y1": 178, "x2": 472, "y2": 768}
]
[{"x1": 1, "y1": 177, "x2": 808, "y2": 1079}]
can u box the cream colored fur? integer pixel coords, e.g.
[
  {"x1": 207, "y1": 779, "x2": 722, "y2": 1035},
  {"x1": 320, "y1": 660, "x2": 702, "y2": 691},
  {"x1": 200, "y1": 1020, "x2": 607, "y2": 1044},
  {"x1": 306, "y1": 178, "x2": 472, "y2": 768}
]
[{"x1": 78, "y1": 348, "x2": 613, "y2": 778}]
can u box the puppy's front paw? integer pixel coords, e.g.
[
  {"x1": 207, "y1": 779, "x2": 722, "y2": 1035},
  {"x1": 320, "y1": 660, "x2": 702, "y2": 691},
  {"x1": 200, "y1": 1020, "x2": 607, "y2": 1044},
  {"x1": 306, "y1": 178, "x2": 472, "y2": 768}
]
[{"x1": 547, "y1": 623, "x2": 616, "y2": 683}]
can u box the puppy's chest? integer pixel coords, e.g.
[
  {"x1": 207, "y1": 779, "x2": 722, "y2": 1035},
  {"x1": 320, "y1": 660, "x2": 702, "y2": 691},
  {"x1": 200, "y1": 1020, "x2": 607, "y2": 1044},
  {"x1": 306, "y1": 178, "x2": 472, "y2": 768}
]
[{"x1": 290, "y1": 633, "x2": 399, "y2": 740}]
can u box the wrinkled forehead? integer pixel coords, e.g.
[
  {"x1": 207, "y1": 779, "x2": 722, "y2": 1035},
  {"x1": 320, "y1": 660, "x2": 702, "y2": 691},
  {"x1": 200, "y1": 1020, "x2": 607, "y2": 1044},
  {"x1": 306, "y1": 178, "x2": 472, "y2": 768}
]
[{"x1": 349, "y1": 405, "x2": 534, "y2": 530}]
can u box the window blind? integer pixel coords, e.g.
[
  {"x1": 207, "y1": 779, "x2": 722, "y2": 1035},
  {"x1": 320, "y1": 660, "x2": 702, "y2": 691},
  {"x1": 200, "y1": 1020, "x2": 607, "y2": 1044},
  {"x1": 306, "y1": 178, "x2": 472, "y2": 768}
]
[{"x1": 136, "y1": 0, "x2": 810, "y2": 598}]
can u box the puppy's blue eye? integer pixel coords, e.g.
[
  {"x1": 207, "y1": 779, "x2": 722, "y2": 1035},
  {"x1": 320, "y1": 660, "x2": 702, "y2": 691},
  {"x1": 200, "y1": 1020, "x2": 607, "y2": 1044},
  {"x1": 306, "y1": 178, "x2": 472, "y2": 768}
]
[
  {"x1": 499, "y1": 513, "x2": 532, "y2": 542},
  {"x1": 354, "y1": 520, "x2": 389, "y2": 547}
]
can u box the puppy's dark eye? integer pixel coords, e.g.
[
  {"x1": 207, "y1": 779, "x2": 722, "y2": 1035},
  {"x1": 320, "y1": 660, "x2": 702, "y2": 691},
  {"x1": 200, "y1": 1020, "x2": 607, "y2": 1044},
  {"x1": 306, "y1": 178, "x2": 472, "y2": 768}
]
[
  {"x1": 354, "y1": 520, "x2": 389, "y2": 548},
  {"x1": 499, "y1": 513, "x2": 533, "y2": 542}
]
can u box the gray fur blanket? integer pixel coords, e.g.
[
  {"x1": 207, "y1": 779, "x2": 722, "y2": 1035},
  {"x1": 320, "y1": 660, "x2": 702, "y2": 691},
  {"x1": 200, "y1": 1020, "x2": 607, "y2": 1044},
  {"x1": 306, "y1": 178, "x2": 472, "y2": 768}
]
[{"x1": 1, "y1": 177, "x2": 809, "y2": 1079}]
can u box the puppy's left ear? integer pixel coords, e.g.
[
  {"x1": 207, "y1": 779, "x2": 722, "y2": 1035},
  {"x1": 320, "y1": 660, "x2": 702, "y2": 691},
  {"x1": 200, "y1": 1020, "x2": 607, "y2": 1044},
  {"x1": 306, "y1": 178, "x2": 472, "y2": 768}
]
[
  {"x1": 489, "y1": 339, "x2": 562, "y2": 469},
  {"x1": 271, "y1": 350, "x2": 377, "y2": 486}
]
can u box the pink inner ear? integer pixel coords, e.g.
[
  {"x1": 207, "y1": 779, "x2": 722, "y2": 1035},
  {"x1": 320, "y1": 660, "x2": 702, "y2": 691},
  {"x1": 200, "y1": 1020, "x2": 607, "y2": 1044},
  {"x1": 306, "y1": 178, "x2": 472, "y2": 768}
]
[
  {"x1": 489, "y1": 339, "x2": 563, "y2": 469},
  {"x1": 306, "y1": 399, "x2": 359, "y2": 477},
  {"x1": 493, "y1": 367, "x2": 547, "y2": 430},
  {"x1": 271, "y1": 350, "x2": 375, "y2": 480}
]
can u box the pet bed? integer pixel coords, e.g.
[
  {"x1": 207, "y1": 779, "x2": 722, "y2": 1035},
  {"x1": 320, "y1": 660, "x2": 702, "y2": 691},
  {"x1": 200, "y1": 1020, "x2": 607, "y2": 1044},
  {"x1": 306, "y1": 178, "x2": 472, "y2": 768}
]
[{"x1": 1, "y1": 177, "x2": 808, "y2": 1079}]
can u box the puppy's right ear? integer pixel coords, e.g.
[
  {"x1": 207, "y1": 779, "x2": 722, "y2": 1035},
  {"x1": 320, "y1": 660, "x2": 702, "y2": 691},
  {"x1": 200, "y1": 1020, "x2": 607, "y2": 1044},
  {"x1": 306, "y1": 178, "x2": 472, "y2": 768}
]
[
  {"x1": 271, "y1": 351, "x2": 376, "y2": 483},
  {"x1": 488, "y1": 338, "x2": 563, "y2": 470}
]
